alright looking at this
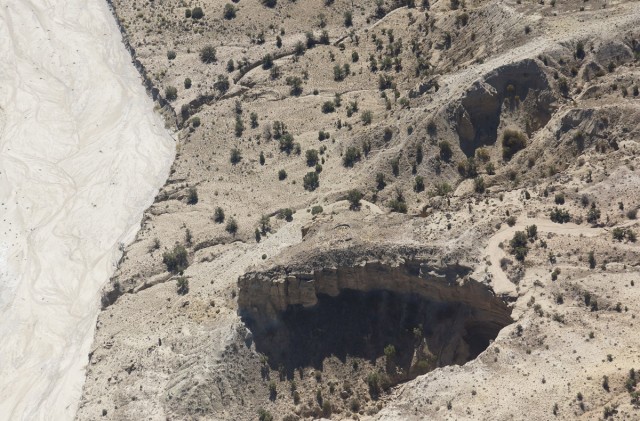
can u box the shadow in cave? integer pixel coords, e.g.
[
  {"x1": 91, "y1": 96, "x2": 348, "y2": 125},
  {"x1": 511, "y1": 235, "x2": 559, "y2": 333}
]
[{"x1": 244, "y1": 289, "x2": 509, "y2": 380}]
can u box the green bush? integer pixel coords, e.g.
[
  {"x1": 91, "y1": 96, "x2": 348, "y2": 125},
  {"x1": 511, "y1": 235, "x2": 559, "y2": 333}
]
[
  {"x1": 165, "y1": 86, "x2": 177, "y2": 101},
  {"x1": 550, "y1": 207, "x2": 571, "y2": 223},
  {"x1": 376, "y1": 173, "x2": 386, "y2": 190},
  {"x1": 191, "y1": 6, "x2": 204, "y2": 19},
  {"x1": 225, "y1": 218, "x2": 238, "y2": 235},
  {"x1": 510, "y1": 231, "x2": 528, "y2": 261},
  {"x1": 344, "y1": 11, "x2": 353, "y2": 27},
  {"x1": 473, "y1": 176, "x2": 485, "y2": 193},
  {"x1": 414, "y1": 176, "x2": 425, "y2": 192},
  {"x1": 262, "y1": 54, "x2": 273, "y2": 70},
  {"x1": 439, "y1": 141, "x2": 452, "y2": 161},
  {"x1": 321, "y1": 101, "x2": 336, "y2": 113},
  {"x1": 586, "y1": 203, "x2": 601, "y2": 224},
  {"x1": 230, "y1": 148, "x2": 242, "y2": 165},
  {"x1": 303, "y1": 172, "x2": 320, "y2": 191},
  {"x1": 214, "y1": 207, "x2": 225, "y2": 223},
  {"x1": 343, "y1": 146, "x2": 361, "y2": 167},
  {"x1": 286, "y1": 76, "x2": 303, "y2": 96},
  {"x1": 361, "y1": 110, "x2": 373, "y2": 125},
  {"x1": 184, "y1": 78, "x2": 192, "y2": 89},
  {"x1": 430, "y1": 182, "x2": 452, "y2": 197},
  {"x1": 502, "y1": 129, "x2": 527, "y2": 160},
  {"x1": 311, "y1": 205, "x2": 323, "y2": 215},
  {"x1": 176, "y1": 277, "x2": 189, "y2": 295},
  {"x1": 306, "y1": 149, "x2": 319, "y2": 166},
  {"x1": 261, "y1": 0, "x2": 277, "y2": 7},
  {"x1": 187, "y1": 186, "x2": 198, "y2": 204},
  {"x1": 167, "y1": 50, "x2": 176, "y2": 60},
  {"x1": 388, "y1": 198, "x2": 407, "y2": 213},
  {"x1": 258, "y1": 409, "x2": 273, "y2": 421},
  {"x1": 200, "y1": 45, "x2": 217, "y2": 63},
  {"x1": 347, "y1": 189, "x2": 363, "y2": 210},
  {"x1": 279, "y1": 133, "x2": 294, "y2": 154},
  {"x1": 163, "y1": 244, "x2": 189, "y2": 273},
  {"x1": 223, "y1": 3, "x2": 236, "y2": 19},
  {"x1": 278, "y1": 169, "x2": 287, "y2": 180}
]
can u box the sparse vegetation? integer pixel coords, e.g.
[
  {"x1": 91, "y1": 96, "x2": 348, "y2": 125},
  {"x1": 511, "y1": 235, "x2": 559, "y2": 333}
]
[{"x1": 163, "y1": 244, "x2": 188, "y2": 273}]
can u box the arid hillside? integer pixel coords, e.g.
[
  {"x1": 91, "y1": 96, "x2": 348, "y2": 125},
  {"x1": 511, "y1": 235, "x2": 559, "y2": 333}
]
[{"x1": 77, "y1": 0, "x2": 640, "y2": 419}]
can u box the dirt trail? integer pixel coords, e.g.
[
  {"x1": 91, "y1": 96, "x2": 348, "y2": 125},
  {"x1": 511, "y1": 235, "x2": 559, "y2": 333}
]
[{"x1": 481, "y1": 217, "x2": 636, "y2": 296}]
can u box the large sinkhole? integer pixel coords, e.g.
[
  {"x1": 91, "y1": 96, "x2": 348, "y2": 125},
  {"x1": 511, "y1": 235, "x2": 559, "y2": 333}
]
[{"x1": 238, "y1": 261, "x2": 513, "y2": 386}]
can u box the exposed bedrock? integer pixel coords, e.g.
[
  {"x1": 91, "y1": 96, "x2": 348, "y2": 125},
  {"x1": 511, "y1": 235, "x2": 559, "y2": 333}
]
[{"x1": 238, "y1": 259, "x2": 513, "y2": 382}]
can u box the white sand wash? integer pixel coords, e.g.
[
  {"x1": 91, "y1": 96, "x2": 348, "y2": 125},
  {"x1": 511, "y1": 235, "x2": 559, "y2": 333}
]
[{"x1": 0, "y1": 1, "x2": 175, "y2": 419}]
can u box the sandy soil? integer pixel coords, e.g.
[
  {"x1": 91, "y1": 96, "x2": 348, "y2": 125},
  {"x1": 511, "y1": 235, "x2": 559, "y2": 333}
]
[{"x1": 0, "y1": 1, "x2": 174, "y2": 420}]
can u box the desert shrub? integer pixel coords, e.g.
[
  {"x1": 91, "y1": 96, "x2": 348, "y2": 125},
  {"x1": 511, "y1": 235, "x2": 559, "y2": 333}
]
[
  {"x1": 414, "y1": 176, "x2": 425, "y2": 192},
  {"x1": 200, "y1": 45, "x2": 217, "y2": 63},
  {"x1": 321, "y1": 101, "x2": 336, "y2": 113},
  {"x1": 510, "y1": 231, "x2": 528, "y2": 261},
  {"x1": 366, "y1": 371, "x2": 390, "y2": 398},
  {"x1": 343, "y1": 146, "x2": 361, "y2": 167},
  {"x1": 376, "y1": 173, "x2": 386, "y2": 190},
  {"x1": 391, "y1": 158, "x2": 400, "y2": 176},
  {"x1": 306, "y1": 149, "x2": 319, "y2": 166},
  {"x1": 187, "y1": 186, "x2": 198, "y2": 204},
  {"x1": 439, "y1": 141, "x2": 453, "y2": 161},
  {"x1": 384, "y1": 344, "x2": 396, "y2": 360},
  {"x1": 550, "y1": 207, "x2": 571, "y2": 223},
  {"x1": 250, "y1": 112, "x2": 259, "y2": 128},
  {"x1": 286, "y1": 76, "x2": 303, "y2": 96},
  {"x1": 344, "y1": 11, "x2": 353, "y2": 27},
  {"x1": 164, "y1": 86, "x2": 177, "y2": 101},
  {"x1": 347, "y1": 189, "x2": 363, "y2": 210},
  {"x1": 261, "y1": 0, "x2": 277, "y2": 7},
  {"x1": 184, "y1": 78, "x2": 192, "y2": 89},
  {"x1": 167, "y1": 50, "x2": 176, "y2": 60},
  {"x1": 576, "y1": 41, "x2": 585, "y2": 59},
  {"x1": 234, "y1": 116, "x2": 244, "y2": 137},
  {"x1": 502, "y1": 129, "x2": 526, "y2": 160},
  {"x1": 458, "y1": 157, "x2": 478, "y2": 178},
  {"x1": 361, "y1": 110, "x2": 373, "y2": 125},
  {"x1": 474, "y1": 176, "x2": 485, "y2": 193},
  {"x1": 185, "y1": 8, "x2": 192, "y2": 18},
  {"x1": 223, "y1": 3, "x2": 236, "y2": 19},
  {"x1": 526, "y1": 224, "x2": 537, "y2": 239},
  {"x1": 279, "y1": 133, "x2": 295, "y2": 154},
  {"x1": 626, "y1": 208, "x2": 637, "y2": 219},
  {"x1": 278, "y1": 169, "x2": 287, "y2": 180},
  {"x1": 163, "y1": 244, "x2": 189, "y2": 273},
  {"x1": 262, "y1": 54, "x2": 273, "y2": 70},
  {"x1": 214, "y1": 75, "x2": 229, "y2": 93},
  {"x1": 554, "y1": 193, "x2": 565, "y2": 205},
  {"x1": 303, "y1": 172, "x2": 320, "y2": 191},
  {"x1": 258, "y1": 409, "x2": 273, "y2": 421},
  {"x1": 230, "y1": 148, "x2": 242, "y2": 164},
  {"x1": 225, "y1": 218, "x2": 238, "y2": 235},
  {"x1": 294, "y1": 41, "x2": 306, "y2": 56},
  {"x1": 214, "y1": 207, "x2": 225, "y2": 223},
  {"x1": 388, "y1": 198, "x2": 407, "y2": 213},
  {"x1": 311, "y1": 205, "x2": 323, "y2": 215},
  {"x1": 277, "y1": 208, "x2": 293, "y2": 222},
  {"x1": 430, "y1": 182, "x2": 452, "y2": 197},
  {"x1": 176, "y1": 277, "x2": 189, "y2": 295},
  {"x1": 586, "y1": 203, "x2": 601, "y2": 224},
  {"x1": 191, "y1": 6, "x2": 204, "y2": 19}
]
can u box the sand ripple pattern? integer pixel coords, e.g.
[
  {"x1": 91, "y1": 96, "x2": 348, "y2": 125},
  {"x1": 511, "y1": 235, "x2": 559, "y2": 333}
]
[{"x1": 0, "y1": 1, "x2": 174, "y2": 419}]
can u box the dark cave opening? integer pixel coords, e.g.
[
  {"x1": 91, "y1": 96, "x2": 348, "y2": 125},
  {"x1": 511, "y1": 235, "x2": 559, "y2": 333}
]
[{"x1": 244, "y1": 288, "x2": 511, "y2": 381}]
